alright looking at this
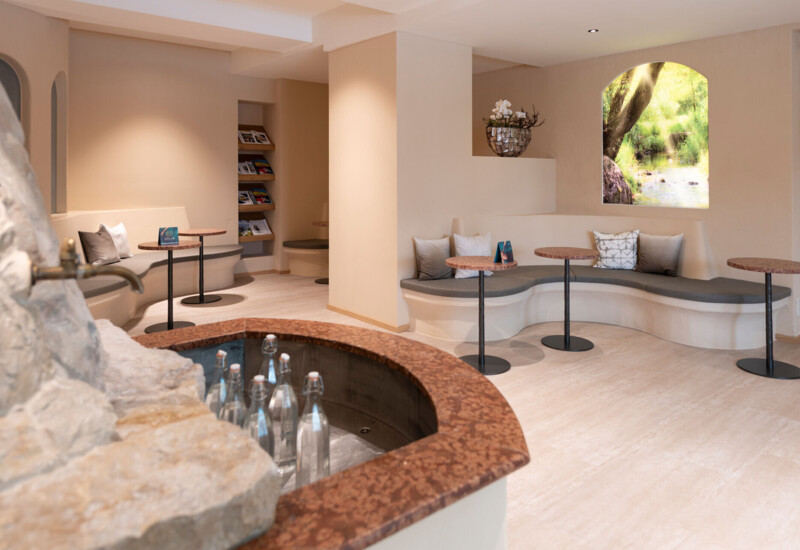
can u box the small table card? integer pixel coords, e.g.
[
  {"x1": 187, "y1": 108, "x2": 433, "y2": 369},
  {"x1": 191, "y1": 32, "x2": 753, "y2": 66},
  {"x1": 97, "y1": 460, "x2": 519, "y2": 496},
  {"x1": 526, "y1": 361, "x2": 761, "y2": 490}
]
[
  {"x1": 158, "y1": 227, "x2": 179, "y2": 246},
  {"x1": 494, "y1": 241, "x2": 514, "y2": 264}
]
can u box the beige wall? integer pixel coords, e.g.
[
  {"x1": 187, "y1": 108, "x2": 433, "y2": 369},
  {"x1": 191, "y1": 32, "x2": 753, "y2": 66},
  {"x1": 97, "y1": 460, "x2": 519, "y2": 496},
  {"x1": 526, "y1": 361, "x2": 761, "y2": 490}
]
[
  {"x1": 473, "y1": 64, "x2": 553, "y2": 159},
  {"x1": 275, "y1": 79, "x2": 329, "y2": 267},
  {"x1": 331, "y1": 32, "x2": 556, "y2": 329},
  {"x1": 475, "y1": 23, "x2": 800, "y2": 334},
  {"x1": 68, "y1": 30, "x2": 274, "y2": 247},
  {"x1": 0, "y1": 1, "x2": 69, "y2": 212},
  {"x1": 329, "y1": 33, "x2": 400, "y2": 327}
]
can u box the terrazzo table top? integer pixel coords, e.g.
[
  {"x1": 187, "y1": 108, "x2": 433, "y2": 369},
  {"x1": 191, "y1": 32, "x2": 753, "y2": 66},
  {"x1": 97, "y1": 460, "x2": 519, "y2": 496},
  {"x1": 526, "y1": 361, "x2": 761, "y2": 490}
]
[
  {"x1": 535, "y1": 246, "x2": 599, "y2": 261},
  {"x1": 178, "y1": 228, "x2": 226, "y2": 237},
  {"x1": 727, "y1": 257, "x2": 800, "y2": 274},
  {"x1": 445, "y1": 255, "x2": 517, "y2": 271},
  {"x1": 138, "y1": 241, "x2": 201, "y2": 251},
  {"x1": 134, "y1": 318, "x2": 529, "y2": 550}
]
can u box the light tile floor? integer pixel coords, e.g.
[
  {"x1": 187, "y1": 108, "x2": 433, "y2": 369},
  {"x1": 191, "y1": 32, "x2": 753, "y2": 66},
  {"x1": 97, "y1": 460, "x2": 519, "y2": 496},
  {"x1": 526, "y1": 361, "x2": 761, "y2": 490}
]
[{"x1": 125, "y1": 274, "x2": 800, "y2": 549}]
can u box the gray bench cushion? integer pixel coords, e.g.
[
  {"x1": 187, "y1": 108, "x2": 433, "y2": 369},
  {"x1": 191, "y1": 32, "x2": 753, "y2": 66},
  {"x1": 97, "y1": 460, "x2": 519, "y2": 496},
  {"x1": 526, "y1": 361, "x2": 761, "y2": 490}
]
[
  {"x1": 400, "y1": 265, "x2": 564, "y2": 298},
  {"x1": 283, "y1": 239, "x2": 329, "y2": 250},
  {"x1": 401, "y1": 264, "x2": 791, "y2": 304},
  {"x1": 78, "y1": 245, "x2": 243, "y2": 299}
]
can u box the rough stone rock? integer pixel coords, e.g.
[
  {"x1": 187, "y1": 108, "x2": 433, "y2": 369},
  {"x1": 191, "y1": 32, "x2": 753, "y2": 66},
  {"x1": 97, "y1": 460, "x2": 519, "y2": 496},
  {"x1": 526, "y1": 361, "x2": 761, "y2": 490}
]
[
  {"x1": 97, "y1": 320, "x2": 205, "y2": 416},
  {"x1": 0, "y1": 415, "x2": 281, "y2": 550},
  {"x1": 0, "y1": 378, "x2": 117, "y2": 491},
  {"x1": 602, "y1": 155, "x2": 633, "y2": 205},
  {"x1": 0, "y1": 87, "x2": 106, "y2": 414}
]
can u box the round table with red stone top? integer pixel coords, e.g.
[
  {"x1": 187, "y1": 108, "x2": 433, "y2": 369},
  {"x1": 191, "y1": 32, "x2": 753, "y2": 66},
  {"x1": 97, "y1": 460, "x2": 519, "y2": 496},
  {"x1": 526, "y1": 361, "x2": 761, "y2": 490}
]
[
  {"x1": 178, "y1": 228, "x2": 226, "y2": 305},
  {"x1": 535, "y1": 247, "x2": 600, "y2": 352},
  {"x1": 138, "y1": 240, "x2": 201, "y2": 334},
  {"x1": 445, "y1": 256, "x2": 518, "y2": 375},
  {"x1": 728, "y1": 257, "x2": 800, "y2": 379}
]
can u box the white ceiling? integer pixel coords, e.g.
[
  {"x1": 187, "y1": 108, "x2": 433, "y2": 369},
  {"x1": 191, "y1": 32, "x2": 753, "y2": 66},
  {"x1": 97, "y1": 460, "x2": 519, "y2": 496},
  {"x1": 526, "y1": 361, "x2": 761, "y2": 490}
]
[{"x1": 7, "y1": 0, "x2": 800, "y2": 82}]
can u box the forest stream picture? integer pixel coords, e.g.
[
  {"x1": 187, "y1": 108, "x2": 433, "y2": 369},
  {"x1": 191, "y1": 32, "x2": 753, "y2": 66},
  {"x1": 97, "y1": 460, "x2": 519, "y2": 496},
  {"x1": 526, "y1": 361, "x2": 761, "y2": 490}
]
[{"x1": 602, "y1": 62, "x2": 709, "y2": 209}]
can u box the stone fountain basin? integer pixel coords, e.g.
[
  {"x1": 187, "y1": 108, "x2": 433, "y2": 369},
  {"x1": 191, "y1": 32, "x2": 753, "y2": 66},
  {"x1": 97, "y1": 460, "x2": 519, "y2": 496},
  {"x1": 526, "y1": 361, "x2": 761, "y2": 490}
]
[
  {"x1": 134, "y1": 318, "x2": 529, "y2": 550},
  {"x1": 178, "y1": 337, "x2": 438, "y2": 484}
]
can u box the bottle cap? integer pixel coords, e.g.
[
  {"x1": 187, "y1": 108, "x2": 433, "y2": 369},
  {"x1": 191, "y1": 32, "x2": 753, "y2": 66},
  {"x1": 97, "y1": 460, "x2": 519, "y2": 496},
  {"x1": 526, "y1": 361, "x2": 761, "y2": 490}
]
[
  {"x1": 230, "y1": 363, "x2": 241, "y2": 373},
  {"x1": 216, "y1": 350, "x2": 227, "y2": 357},
  {"x1": 280, "y1": 353, "x2": 290, "y2": 362},
  {"x1": 253, "y1": 374, "x2": 265, "y2": 384},
  {"x1": 266, "y1": 334, "x2": 276, "y2": 342}
]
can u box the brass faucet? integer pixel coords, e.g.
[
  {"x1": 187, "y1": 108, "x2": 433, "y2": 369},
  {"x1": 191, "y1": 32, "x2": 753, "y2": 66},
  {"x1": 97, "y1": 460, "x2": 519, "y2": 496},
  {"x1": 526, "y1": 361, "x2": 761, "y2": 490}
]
[{"x1": 31, "y1": 238, "x2": 144, "y2": 293}]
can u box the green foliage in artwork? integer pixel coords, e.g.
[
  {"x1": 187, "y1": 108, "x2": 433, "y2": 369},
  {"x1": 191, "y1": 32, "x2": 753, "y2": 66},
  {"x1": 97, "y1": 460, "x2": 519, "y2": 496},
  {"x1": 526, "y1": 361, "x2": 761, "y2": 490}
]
[{"x1": 607, "y1": 62, "x2": 709, "y2": 172}]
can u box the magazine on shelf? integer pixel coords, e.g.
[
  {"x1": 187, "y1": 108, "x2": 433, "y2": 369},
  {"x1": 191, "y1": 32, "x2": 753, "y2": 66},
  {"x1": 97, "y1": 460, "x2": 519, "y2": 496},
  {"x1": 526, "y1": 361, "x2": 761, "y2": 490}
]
[
  {"x1": 238, "y1": 162, "x2": 255, "y2": 175},
  {"x1": 238, "y1": 130, "x2": 257, "y2": 144},
  {"x1": 245, "y1": 161, "x2": 257, "y2": 174},
  {"x1": 238, "y1": 220, "x2": 253, "y2": 237},
  {"x1": 238, "y1": 190, "x2": 254, "y2": 205},
  {"x1": 249, "y1": 218, "x2": 272, "y2": 235},
  {"x1": 250, "y1": 188, "x2": 272, "y2": 204},
  {"x1": 251, "y1": 131, "x2": 271, "y2": 145},
  {"x1": 252, "y1": 158, "x2": 274, "y2": 175}
]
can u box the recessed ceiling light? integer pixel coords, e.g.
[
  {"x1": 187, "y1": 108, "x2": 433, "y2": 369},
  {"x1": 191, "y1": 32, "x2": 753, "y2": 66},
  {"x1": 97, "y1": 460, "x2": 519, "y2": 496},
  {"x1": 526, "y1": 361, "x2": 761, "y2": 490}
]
[{"x1": 588, "y1": 28, "x2": 599, "y2": 33}]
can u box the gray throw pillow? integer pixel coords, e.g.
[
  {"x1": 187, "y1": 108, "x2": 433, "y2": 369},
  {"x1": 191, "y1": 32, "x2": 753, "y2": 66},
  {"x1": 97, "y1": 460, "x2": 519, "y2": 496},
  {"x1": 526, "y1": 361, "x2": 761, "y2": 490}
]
[
  {"x1": 636, "y1": 233, "x2": 683, "y2": 276},
  {"x1": 78, "y1": 229, "x2": 121, "y2": 266},
  {"x1": 414, "y1": 236, "x2": 453, "y2": 280}
]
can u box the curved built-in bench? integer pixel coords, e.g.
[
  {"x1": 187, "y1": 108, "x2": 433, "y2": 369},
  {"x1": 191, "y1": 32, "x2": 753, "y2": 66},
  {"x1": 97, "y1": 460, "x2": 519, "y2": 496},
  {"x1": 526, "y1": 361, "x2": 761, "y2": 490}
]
[
  {"x1": 401, "y1": 266, "x2": 791, "y2": 350},
  {"x1": 50, "y1": 207, "x2": 243, "y2": 327},
  {"x1": 283, "y1": 239, "x2": 329, "y2": 277},
  {"x1": 78, "y1": 245, "x2": 243, "y2": 327}
]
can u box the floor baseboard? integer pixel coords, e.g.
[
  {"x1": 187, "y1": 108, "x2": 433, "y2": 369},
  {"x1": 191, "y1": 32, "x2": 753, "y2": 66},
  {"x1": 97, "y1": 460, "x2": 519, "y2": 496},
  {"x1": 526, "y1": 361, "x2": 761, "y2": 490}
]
[
  {"x1": 776, "y1": 333, "x2": 800, "y2": 344},
  {"x1": 326, "y1": 305, "x2": 409, "y2": 333}
]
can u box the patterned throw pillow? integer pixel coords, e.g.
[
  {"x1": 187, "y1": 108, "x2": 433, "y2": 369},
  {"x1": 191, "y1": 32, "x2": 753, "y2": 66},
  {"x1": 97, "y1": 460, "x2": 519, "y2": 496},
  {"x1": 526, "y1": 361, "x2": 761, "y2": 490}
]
[{"x1": 593, "y1": 230, "x2": 639, "y2": 270}]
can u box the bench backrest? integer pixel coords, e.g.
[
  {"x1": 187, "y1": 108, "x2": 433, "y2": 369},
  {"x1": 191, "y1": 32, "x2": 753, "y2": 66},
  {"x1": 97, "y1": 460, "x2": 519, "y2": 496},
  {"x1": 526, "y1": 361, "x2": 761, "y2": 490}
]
[
  {"x1": 453, "y1": 213, "x2": 716, "y2": 280},
  {"x1": 50, "y1": 207, "x2": 190, "y2": 259}
]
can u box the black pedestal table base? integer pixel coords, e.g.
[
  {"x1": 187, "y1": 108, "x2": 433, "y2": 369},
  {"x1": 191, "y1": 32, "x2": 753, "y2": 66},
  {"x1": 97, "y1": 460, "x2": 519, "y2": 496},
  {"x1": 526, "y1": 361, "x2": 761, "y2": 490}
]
[
  {"x1": 541, "y1": 258, "x2": 594, "y2": 352},
  {"x1": 179, "y1": 235, "x2": 221, "y2": 305},
  {"x1": 142, "y1": 248, "x2": 196, "y2": 333},
  {"x1": 541, "y1": 334, "x2": 594, "y2": 352},
  {"x1": 144, "y1": 321, "x2": 195, "y2": 334},
  {"x1": 736, "y1": 358, "x2": 800, "y2": 380},
  {"x1": 459, "y1": 354, "x2": 511, "y2": 375},
  {"x1": 181, "y1": 295, "x2": 222, "y2": 305}
]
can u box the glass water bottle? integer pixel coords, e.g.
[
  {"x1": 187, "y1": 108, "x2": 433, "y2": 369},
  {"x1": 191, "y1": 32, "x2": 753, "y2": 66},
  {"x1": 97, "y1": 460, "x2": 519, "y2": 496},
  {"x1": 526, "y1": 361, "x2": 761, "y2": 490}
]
[
  {"x1": 204, "y1": 349, "x2": 228, "y2": 416},
  {"x1": 244, "y1": 374, "x2": 274, "y2": 455},
  {"x1": 259, "y1": 334, "x2": 279, "y2": 393},
  {"x1": 218, "y1": 363, "x2": 246, "y2": 427},
  {"x1": 296, "y1": 371, "x2": 330, "y2": 488},
  {"x1": 268, "y1": 353, "x2": 298, "y2": 479}
]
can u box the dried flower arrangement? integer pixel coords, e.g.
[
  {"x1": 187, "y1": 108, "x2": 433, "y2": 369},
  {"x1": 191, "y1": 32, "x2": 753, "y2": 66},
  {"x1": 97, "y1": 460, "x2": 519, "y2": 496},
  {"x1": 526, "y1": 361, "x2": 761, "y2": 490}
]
[{"x1": 484, "y1": 99, "x2": 544, "y2": 129}]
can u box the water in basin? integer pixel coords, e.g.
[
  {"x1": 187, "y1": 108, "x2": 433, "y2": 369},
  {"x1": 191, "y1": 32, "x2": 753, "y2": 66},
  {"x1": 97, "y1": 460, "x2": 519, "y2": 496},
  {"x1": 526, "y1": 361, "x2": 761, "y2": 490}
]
[{"x1": 178, "y1": 337, "x2": 436, "y2": 491}]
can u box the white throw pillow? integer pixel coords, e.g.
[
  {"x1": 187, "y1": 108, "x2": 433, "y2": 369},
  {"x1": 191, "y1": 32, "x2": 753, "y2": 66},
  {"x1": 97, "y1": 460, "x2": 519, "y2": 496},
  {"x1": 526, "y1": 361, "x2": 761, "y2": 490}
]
[
  {"x1": 99, "y1": 222, "x2": 133, "y2": 258},
  {"x1": 593, "y1": 229, "x2": 639, "y2": 270},
  {"x1": 453, "y1": 232, "x2": 493, "y2": 279}
]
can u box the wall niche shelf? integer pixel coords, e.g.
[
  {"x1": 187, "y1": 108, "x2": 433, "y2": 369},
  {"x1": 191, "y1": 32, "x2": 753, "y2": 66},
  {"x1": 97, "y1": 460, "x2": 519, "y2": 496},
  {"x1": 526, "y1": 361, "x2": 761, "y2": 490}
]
[
  {"x1": 238, "y1": 233, "x2": 275, "y2": 243},
  {"x1": 239, "y1": 203, "x2": 276, "y2": 213},
  {"x1": 238, "y1": 174, "x2": 275, "y2": 182},
  {"x1": 238, "y1": 120, "x2": 276, "y2": 248},
  {"x1": 238, "y1": 142, "x2": 275, "y2": 152}
]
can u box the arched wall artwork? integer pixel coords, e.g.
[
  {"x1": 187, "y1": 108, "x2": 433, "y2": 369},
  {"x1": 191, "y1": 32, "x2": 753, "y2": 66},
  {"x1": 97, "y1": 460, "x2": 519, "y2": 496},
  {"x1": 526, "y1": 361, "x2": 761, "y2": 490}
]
[{"x1": 602, "y1": 62, "x2": 709, "y2": 209}]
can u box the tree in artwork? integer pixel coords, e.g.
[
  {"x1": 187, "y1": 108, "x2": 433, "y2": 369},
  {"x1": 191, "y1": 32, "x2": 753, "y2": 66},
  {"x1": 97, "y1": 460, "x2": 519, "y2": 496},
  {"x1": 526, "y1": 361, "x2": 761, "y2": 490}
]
[{"x1": 602, "y1": 62, "x2": 709, "y2": 209}]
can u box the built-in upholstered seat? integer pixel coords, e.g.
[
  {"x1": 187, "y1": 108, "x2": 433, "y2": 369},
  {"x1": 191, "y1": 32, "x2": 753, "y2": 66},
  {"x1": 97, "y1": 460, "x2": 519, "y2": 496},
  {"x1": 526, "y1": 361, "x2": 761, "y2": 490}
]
[
  {"x1": 77, "y1": 245, "x2": 243, "y2": 298},
  {"x1": 400, "y1": 265, "x2": 789, "y2": 305}
]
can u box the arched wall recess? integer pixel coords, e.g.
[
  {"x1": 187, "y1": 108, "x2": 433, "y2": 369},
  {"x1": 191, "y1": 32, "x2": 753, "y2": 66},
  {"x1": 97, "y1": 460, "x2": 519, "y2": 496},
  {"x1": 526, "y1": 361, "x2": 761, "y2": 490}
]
[
  {"x1": 0, "y1": 54, "x2": 30, "y2": 150},
  {"x1": 51, "y1": 71, "x2": 67, "y2": 214},
  {"x1": 602, "y1": 62, "x2": 709, "y2": 209}
]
